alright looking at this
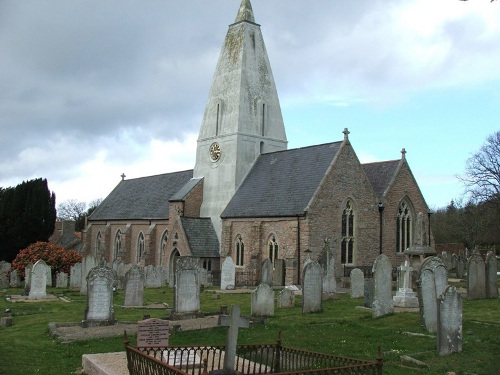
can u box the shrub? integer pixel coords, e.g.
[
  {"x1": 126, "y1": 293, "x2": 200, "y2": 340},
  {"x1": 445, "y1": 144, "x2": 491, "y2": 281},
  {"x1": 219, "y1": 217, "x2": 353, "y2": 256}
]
[{"x1": 11, "y1": 241, "x2": 82, "y2": 278}]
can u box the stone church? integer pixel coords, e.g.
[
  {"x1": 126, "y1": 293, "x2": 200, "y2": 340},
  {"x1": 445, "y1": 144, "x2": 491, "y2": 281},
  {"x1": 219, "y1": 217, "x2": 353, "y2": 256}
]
[{"x1": 81, "y1": 0, "x2": 432, "y2": 286}]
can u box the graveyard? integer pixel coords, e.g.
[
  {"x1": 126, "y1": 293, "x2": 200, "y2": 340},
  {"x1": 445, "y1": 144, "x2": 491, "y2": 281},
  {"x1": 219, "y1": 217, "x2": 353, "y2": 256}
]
[{"x1": 0, "y1": 273, "x2": 499, "y2": 375}]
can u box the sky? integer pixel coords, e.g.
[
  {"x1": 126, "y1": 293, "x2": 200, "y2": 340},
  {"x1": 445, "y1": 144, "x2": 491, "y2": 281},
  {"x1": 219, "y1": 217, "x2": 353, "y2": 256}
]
[{"x1": 1, "y1": 0, "x2": 499, "y2": 212}]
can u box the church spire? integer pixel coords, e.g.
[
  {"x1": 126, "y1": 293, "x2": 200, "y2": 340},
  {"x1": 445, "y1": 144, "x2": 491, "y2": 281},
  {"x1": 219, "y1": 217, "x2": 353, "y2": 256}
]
[{"x1": 235, "y1": 0, "x2": 255, "y2": 23}]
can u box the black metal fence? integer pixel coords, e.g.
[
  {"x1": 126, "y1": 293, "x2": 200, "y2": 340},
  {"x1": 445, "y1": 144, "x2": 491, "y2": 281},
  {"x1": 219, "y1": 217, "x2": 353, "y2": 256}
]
[
  {"x1": 126, "y1": 340, "x2": 383, "y2": 375},
  {"x1": 209, "y1": 271, "x2": 259, "y2": 288}
]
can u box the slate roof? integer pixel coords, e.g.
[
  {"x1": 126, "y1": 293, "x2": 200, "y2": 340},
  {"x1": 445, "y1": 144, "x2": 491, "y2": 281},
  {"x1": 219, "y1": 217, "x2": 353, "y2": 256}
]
[
  {"x1": 222, "y1": 142, "x2": 342, "y2": 218},
  {"x1": 181, "y1": 217, "x2": 220, "y2": 258},
  {"x1": 362, "y1": 160, "x2": 401, "y2": 198},
  {"x1": 89, "y1": 170, "x2": 193, "y2": 221},
  {"x1": 170, "y1": 178, "x2": 203, "y2": 201}
]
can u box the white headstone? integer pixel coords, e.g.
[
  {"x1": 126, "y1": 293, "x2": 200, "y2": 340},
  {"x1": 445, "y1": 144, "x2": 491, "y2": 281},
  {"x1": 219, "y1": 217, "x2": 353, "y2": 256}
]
[
  {"x1": 29, "y1": 260, "x2": 48, "y2": 299},
  {"x1": 144, "y1": 265, "x2": 163, "y2": 288},
  {"x1": 350, "y1": 268, "x2": 364, "y2": 299},
  {"x1": 173, "y1": 257, "x2": 201, "y2": 316},
  {"x1": 418, "y1": 256, "x2": 447, "y2": 333},
  {"x1": 221, "y1": 257, "x2": 236, "y2": 290},
  {"x1": 83, "y1": 266, "x2": 115, "y2": 326},
  {"x1": 251, "y1": 283, "x2": 274, "y2": 317}
]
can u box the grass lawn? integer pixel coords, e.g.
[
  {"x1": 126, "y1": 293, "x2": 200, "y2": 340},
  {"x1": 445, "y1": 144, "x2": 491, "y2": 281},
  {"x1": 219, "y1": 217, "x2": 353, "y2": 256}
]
[{"x1": 0, "y1": 285, "x2": 499, "y2": 375}]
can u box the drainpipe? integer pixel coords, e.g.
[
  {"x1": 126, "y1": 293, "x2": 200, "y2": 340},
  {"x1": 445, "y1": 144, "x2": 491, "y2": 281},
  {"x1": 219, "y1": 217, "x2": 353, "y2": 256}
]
[
  {"x1": 378, "y1": 203, "x2": 385, "y2": 255},
  {"x1": 427, "y1": 211, "x2": 433, "y2": 247},
  {"x1": 297, "y1": 215, "x2": 301, "y2": 285}
]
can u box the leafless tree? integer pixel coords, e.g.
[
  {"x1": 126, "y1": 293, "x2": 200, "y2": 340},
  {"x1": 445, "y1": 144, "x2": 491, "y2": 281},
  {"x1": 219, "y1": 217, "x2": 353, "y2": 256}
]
[
  {"x1": 459, "y1": 131, "x2": 500, "y2": 206},
  {"x1": 57, "y1": 199, "x2": 87, "y2": 221}
]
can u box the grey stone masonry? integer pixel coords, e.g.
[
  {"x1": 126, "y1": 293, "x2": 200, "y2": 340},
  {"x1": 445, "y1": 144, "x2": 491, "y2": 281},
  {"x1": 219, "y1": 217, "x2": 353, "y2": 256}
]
[
  {"x1": 372, "y1": 254, "x2": 393, "y2": 318},
  {"x1": 437, "y1": 285, "x2": 462, "y2": 356},
  {"x1": 302, "y1": 261, "x2": 323, "y2": 314},
  {"x1": 485, "y1": 251, "x2": 498, "y2": 299},
  {"x1": 466, "y1": 250, "x2": 486, "y2": 300}
]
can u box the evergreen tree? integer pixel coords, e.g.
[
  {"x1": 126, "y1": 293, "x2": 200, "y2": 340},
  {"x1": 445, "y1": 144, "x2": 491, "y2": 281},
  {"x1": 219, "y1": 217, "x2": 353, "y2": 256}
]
[{"x1": 0, "y1": 178, "x2": 56, "y2": 262}]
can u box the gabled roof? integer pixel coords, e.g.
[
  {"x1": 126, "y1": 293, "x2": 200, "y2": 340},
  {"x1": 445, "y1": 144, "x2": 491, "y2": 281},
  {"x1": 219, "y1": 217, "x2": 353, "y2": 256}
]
[
  {"x1": 89, "y1": 170, "x2": 193, "y2": 221},
  {"x1": 222, "y1": 142, "x2": 342, "y2": 218},
  {"x1": 362, "y1": 160, "x2": 401, "y2": 198},
  {"x1": 170, "y1": 178, "x2": 203, "y2": 201},
  {"x1": 181, "y1": 217, "x2": 220, "y2": 258}
]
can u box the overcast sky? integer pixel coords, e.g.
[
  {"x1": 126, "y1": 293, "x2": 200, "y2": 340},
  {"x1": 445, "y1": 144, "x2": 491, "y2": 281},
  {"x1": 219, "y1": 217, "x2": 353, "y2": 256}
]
[{"x1": 1, "y1": 0, "x2": 499, "y2": 211}]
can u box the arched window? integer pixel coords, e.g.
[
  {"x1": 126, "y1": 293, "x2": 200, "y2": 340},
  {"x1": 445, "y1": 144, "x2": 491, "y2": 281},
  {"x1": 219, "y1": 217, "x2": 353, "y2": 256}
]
[
  {"x1": 235, "y1": 235, "x2": 244, "y2": 267},
  {"x1": 268, "y1": 235, "x2": 279, "y2": 269},
  {"x1": 95, "y1": 231, "x2": 102, "y2": 257},
  {"x1": 137, "y1": 232, "x2": 145, "y2": 263},
  {"x1": 396, "y1": 200, "x2": 413, "y2": 252},
  {"x1": 114, "y1": 230, "x2": 122, "y2": 260},
  {"x1": 159, "y1": 230, "x2": 168, "y2": 265},
  {"x1": 341, "y1": 200, "x2": 355, "y2": 264}
]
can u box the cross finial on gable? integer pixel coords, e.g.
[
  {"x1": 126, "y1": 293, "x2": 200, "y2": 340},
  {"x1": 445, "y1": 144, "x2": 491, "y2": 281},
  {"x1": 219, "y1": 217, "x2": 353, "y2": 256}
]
[
  {"x1": 218, "y1": 305, "x2": 249, "y2": 372},
  {"x1": 121, "y1": 173, "x2": 126, "y2": 181},
  {"x1": 343, "y1": 128, "x2": 350, "y2": 141},
  {"x1": 401, "y1": 148, "x2": 406, "y2": 160}
]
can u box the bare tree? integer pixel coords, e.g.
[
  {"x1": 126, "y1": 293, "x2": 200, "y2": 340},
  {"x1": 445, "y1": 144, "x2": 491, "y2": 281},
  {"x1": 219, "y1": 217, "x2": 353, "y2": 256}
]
[
  {"x1": 57, "y1": 199, "x2": 87, "y2": 221},
  {"x1": 459, "y1": 131, "x2": 500, "y2": 206}
]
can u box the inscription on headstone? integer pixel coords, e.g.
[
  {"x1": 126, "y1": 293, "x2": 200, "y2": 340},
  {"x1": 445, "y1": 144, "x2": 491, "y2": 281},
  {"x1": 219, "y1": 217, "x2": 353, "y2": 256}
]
[
  {"x1": 124, "y1": 265, "x2": 144, "y2": 307},
  {"x1": 437, "y1": 285, "x2": 462, "y2": 356},
  {"x1": 83, "y1": 266, "x2": 115, "y2": 326},
  {"x1": 173, "y1": 257, "x2": 201, "y2": 318},
  {"x1": 29, "y1": 259, "x2": 48, "y2": 299},
  {"x1": 372, "y1": 254, "x2": 393, "y2": 318},
  {"x1": 137, "y1": 318, "x2": 169, "y2": 347},
  {"x1": 302, "y1": 261, "x2": 323, "y2": 314},
  {"x1": 221, "y1": 257, "x2": 236, "y2": 290}
]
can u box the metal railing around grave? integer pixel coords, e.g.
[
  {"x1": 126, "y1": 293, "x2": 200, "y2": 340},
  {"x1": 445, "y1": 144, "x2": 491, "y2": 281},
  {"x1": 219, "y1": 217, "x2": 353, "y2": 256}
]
[
  {"x1": 210, "y1": 271, "x2": 259, "y2": 288},
  {"x1": 125, "y1": 340, "x2": 383, "y2": 375}
]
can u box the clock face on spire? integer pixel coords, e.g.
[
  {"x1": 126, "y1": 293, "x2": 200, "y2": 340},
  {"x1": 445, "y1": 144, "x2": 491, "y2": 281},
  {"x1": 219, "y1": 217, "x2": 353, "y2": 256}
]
[{"x1": 209, "y1": 142, "x2": 221, "y2": 162}]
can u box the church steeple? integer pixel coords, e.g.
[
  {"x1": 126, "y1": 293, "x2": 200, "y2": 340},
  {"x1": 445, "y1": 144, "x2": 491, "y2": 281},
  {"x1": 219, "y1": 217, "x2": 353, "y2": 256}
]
[
  {"x1": 194, "y1": 0, "x2": 287, "y2": 240},
  {"x1": 235, "y1": 0, "x2": 255, "y2": 23}
]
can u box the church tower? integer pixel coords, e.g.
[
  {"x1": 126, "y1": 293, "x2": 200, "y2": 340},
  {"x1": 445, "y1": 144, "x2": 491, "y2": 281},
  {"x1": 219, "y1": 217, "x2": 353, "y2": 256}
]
[{"x1": 194, "y1": 0, "x2": 287, "y2": 239}]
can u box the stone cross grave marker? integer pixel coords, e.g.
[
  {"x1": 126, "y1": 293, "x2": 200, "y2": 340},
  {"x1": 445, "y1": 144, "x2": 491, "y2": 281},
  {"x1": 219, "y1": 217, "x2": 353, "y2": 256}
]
[
  {"x1": 393, "y1": 260, "x2": 419, "y2": 308},
  {"x1": 137, "y1": 318, "x2": 169, "y2": 347},
  {"x1": 218, "y1": 305, "x2": 249, "y2": 373},
  {"x1": 221, "y1": 257, "x2": 236, "y2": 290}
]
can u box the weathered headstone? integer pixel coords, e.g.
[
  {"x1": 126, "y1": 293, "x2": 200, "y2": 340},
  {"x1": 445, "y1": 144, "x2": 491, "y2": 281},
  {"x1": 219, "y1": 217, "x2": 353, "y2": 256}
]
[
  {"x1": 350, "y1": 268, "x2": 364, "y2": 299},
  {"x1": 70, "y1": 262, "x2": 82, "y2": 289},
  {"x1": 221, "y1": 257, "x2": 236, "y2": 290},
  {"x1": 137, "y1": 318, "x2": 169, "y2": 347},
  {"x1": 80, "y1": 255, "x2": 97, "y2": 295},
  {"x1": 323, "y1": 253, "x2": 336, "y2": 294},
  {"x1": 260, "y1": 258, "x2": 273, "y2": 286},
  {"x1": 82, "y1": 265, "x2": 115, "y2": 327},
  {"x1": 116, "y1": 261, "x2": 133, "y2": 290},
  {"x1": 45, "y1": 263, "x2": 52, "y2": 287},
  {"x1": 418, "y1": 256, "x2": 448, "y2": 333},
  {"x1": 466, "y1": 251, "x2": 486, "y2": 300},
  {"x1": 9, "y1": 269, "x2": 21, "y2": 288},
  {"x1": 364, "y1": 278, "x2": 374, "y2": 308},
  {"x1": 485, "y1": 251, "x2": 498, "y2": 299},
  {"x1": 456, "y1": 254, "x2": 465, "y2": 278},
  {"x1": 372, "y1": 254, "x2": 393, "y2": 318},
  {"x1": 273, "y1": 259, "x2": 285, "y2": 286},
  {"x1": 251, "y1": 283, "x2": 274, "y2": 317},
  {"x1": 56, "y1": 272, "x2": 69, "y2": 288},
  {"x1": 172, "y1": 257, "x2": 202, "y2": 319},
  {"x1": 144, "y1": 265, "x2": 163, "y2": 288},
  {"x1": 218, "y1": 305, "x2": 249, "y2": 373},
  {"x1": 29, "y1": 260, "x2": 48, "y2": 299},
  {"x1": 25, "y1": 263, "x2": 33, "y2": 289},
  {"x1": 277, "y1": 287, "x2": 295, "y2": 308},
  {"x1": 124, "y1": 265, "x2": 144, "y2": 307},
  {"x1": 437, "y1": 285, "x2": 462, "y2": 356},
  {"x1": 0, "y1": 261, "x2": 11, "y2": 288},
  {"x1": 393, "y1": 260, "x2": 419, "y2": 308},
  {"x1": 451, "y1": 254, "x2": 458, "y2": 271},
  {"x1": 302, "y1": 261, "x2": 323, "y2": 314}
]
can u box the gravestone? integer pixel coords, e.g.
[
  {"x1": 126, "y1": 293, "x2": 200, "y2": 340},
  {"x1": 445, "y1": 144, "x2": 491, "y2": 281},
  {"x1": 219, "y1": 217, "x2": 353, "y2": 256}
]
[
  {"x1": 172, "y1": 257, "x2": 202, "y2": 319},
  {"x1": 144, "y1": 265, "x2": 163, "y2": 288},
  {"x1": 45, "y1": 263, "x2": 52, "y2": 287},
  {"x1": 56, "y1": 272, "x2": 69, "y2": 288},
  {"x1": 437, "y1": 285, "x2": 462, "y2": 356},
  {"x1": 251, "y1": 283, "x2": 274, "y2": 317},
  {"x1": 466, "y1": 251, "x2": 486, "y2": 300},
  {"x1": 82, "y1": 265, "x2": 115, "y2": 327},
  {"x1": 364, "y1": 278, "x2": 374, "y2": 308},
  {"x1": 218, "y1": 305, "x2": 249, "y2": 373},
  {"x1": 124, "y1": 265, "x2": 144, "y2": 307},
  {"x1": 456, "y1": 253, "x2": 466, "y2": 279},
  {"x1": 418, "y1": 256, "x2": 448, "y2": 333},
  {"x1": 0, "y1": 261, "x2": 11, "y2": 288},
  {"x1": 80, "y1": 255, "x2": 97, "y2": 295},
  {"x1": 137, "y1": 318, "x2": 169, "y2": 347},
  {"x1": 485, "y1": 251, "x2": 498, "y2": 298},
  {"x1": 323, "y1": 253, "x2": 336, "y2": 294},
  {"x1": 350, "y1": 268, "x2": 364, "y2": 299},
  {"x1": 29, "y1": 260, "x2": 48, "y2": 299},
  {"x1": 302, "y1": 261, "x2": 323, "y2": 314},
  {"x1": 273, "y1": 259, "x2": 285, "y2": 286},
  {"x1": 221, "y1": 257, "x2": 236, "y2": 290},
  {"x1": 116, "y1": 261, "x2": 133, "y2": 289},
  {"x1": 9, "y1": 269, "x2": 21, "y2": 288},
  {"x1": 277, "y1": 287, "x2": 295, "y2": 308},
  {"x1": 372, "y1": 254, "x2": 393, "y2": 317},
  {"x1": 451, "y1": 254, "x2": 458, "y2": 271},
  {"x1": 25, "y1": 263, "x2": 33, "y2": 291},
  {"x1": 260, "y1": 258, "x2": 273, "y2": 286},
  {"x1": 70, "y1": 262, "x2": 82, "y2": 289},
  {"x1": 393, "y1": 260, "x2": 419, "y2": 308}
]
